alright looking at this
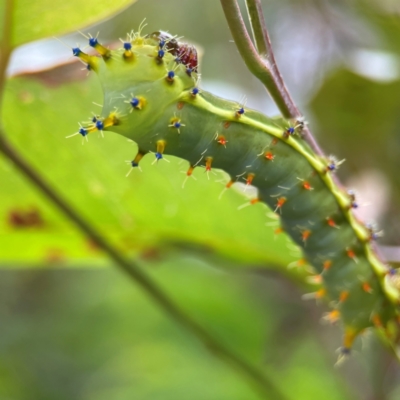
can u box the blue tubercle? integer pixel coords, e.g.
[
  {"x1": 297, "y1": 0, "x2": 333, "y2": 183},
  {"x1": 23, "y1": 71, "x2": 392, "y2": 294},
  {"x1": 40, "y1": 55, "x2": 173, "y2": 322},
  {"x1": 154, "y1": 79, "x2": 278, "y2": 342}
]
[
  {"x1": 79, "y1": 128, "x2": 88, "y2": 137},
  {"x1": 72, "y1": 47, "x2": 81, "y2": 57},
  {"x1": 167, "y1": 71, "x2": 175, "y2": 80},
  {"x1": 123, "y1": 42, "x2": 132, "y2": 51},
  {"x1": 89, "y1": 37, "x2": 98, "y2": 47},
  {"x1": 130, "y1": 97, "x2": 140, "y2": 108},
  {"x1": 155, "y1": 152, "x2": 163, "y2": 161},
  {"x1": 158, "y1": 49, "x2": 165, "y2": 59},
  {"x1": 95, "y1": 120, "x2": 104, "y2": 130}
]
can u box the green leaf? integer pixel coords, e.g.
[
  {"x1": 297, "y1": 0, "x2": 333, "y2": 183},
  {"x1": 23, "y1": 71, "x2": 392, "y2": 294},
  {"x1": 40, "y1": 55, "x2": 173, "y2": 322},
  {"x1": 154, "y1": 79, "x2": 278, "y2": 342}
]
[
  {"x1": 0, "y1": 262, "x2": 352, "y2": 399},
  {"x1": 11, "y1": 0, "x2": 136, "y2": 47},
  {"x1": 1, "y1": 72, "x2": 297, "y2": 269}
]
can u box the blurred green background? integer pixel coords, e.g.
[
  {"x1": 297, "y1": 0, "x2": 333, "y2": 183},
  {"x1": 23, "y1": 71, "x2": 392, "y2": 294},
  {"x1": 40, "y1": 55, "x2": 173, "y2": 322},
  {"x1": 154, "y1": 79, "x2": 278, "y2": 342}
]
[{"x1": 2, "y1": 0, "x2": 400, "y2": 399}]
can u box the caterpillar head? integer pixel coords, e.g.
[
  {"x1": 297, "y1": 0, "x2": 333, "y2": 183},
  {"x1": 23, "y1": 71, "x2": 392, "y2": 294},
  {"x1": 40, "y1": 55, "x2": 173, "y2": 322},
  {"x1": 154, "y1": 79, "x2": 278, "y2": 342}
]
[{"x1": 73, "y1": 29, "x2": 198, "y2": 141}]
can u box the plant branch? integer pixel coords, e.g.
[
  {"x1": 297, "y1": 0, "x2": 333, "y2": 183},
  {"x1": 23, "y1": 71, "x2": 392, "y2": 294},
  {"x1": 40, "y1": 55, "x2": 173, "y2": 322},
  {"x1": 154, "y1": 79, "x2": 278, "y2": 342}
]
[{"x1": 220, "y1": 0, "x2": 325, "y2": 157}]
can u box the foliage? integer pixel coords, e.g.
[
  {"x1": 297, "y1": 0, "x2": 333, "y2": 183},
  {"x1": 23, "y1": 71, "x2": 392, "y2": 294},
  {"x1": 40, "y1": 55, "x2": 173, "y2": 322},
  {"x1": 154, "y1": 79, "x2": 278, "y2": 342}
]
[{"x1": 1, "y1": 0, "x2": 400, "y2": 399}]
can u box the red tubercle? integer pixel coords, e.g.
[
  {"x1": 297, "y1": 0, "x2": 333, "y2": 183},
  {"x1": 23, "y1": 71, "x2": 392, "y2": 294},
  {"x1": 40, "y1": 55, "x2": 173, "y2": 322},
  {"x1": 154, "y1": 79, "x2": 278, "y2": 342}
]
[
  {"x1": 346, "y1": 248, "x2": 356, "y2": 261},
  {"x1": 217, "y1": 135, "x2": 228, "y2": 147},
  {"x1": 302, "y1": 181, "x2": 312, "y2": 191},
  {"x1": 274, "y1": 197, "x2": 287, "y2": 213},
  {"x1": 326, "y1": 217, "x2": 338, "y2": 228},
  {"x1": 264, "y1": 151, "x2": 275, "y2": 161},
  {"x1": 362, "y1": 282, "x2": 373, "y2": 294}
]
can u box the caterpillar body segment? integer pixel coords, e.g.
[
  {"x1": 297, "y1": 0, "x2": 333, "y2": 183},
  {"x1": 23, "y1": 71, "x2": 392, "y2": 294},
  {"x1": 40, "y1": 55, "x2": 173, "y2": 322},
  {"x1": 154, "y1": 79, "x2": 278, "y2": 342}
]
[{"x1": 71, "y1": 30, "x2": 400, "y2": 355}]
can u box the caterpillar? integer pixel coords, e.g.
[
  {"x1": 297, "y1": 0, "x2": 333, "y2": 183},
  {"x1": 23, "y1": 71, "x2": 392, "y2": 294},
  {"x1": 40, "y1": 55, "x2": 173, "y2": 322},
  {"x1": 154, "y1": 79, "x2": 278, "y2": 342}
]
[{"x1": 68, "y1": 27, "x2": 400, "y2": 360}]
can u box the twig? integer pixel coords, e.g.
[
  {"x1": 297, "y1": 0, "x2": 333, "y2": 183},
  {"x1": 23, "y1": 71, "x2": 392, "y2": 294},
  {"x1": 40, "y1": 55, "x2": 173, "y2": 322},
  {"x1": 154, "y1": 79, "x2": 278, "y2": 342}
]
[{"x1": 220, "y1": 0, "x2": 325, "y2": 158}]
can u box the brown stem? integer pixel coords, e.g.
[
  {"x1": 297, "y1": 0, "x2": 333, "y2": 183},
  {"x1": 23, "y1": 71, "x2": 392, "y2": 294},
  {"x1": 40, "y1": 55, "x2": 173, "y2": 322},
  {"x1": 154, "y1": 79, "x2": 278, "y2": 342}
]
[{"x1": 221, "y1": 0, "x2": 325, "y2": 157}]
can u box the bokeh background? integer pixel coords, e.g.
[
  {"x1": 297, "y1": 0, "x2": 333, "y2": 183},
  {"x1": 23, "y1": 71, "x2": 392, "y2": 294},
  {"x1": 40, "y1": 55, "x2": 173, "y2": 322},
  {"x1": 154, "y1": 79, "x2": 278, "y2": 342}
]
[{"x1": 2, "y1": 0, "x2": 400, "y2": 399}]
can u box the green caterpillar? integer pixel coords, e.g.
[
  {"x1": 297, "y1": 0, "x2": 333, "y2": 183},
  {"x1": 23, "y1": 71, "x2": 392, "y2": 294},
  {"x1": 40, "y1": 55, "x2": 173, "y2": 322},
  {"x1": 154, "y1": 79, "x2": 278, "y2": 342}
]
[{"x1": 69, "y1": 27, "x2": 400, "y2": 360}]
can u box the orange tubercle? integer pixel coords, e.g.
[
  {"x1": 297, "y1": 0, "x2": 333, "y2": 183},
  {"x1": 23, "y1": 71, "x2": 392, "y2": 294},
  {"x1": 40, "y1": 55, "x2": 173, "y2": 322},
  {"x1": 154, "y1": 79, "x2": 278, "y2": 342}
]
[
  {"x1": 323, "y1": 260, "x2": 332, "y2": 271},
  {"x1": 325, "y1": 309, "x2": 340, "y2": 323},
  {"x1": 301, "y1": 229, "x2": 311, "y2": 242},
  {"x1": 250, "y1": 198, "x2": 260, "y2": 205},
  {"x1": 246, "y1": 173, "x2": 255, "y2": 186},
  {"x1": 316, "y1": 288, "x2": 326, "y2": 299},
  {"x1": 339, "y1": 291, "x2": 349, "y2": 302},
  {"x1": 362, "y1": 282, "x2": 373, "y2": 293},
  {"x1": 372, "y1": 314, "x2": 383, "y2": 327},
  {"x1": 205, "y1": 157, "x2": 213, "y2": 171},
  {"x1": 223, "y1": 121, "x2": 231, "y2": 129},
  {"x1": 177, "y1": 102, "x2": 185, "y2": 110},
  {"x1": 186, "y1": 165, "x2": 195, "y2": 176}
]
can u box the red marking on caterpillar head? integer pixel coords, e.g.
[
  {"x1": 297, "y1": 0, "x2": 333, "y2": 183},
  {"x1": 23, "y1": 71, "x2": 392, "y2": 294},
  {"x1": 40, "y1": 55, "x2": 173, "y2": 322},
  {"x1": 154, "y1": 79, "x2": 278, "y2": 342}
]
[
  {"x1": 302, "y1": 181, "x2": 312, "y2": 190},
  {"x1": 339, "y1": 291, "x2": 349, "y2": 302},
  {"x1": 264, "y1": 151, "x2": 275, "y2": 161},
  {"x1": 177, "y1": 44, "x2": 198, "y2": 71},
  {"x1": 223, "y1": 121, "x2": 231, "y2": 129},
  {"x1": 362, "y1": 282, "x2": 373, "y2": 293},
  {"x1": 149, "y1": 32, "x2": 199, "y2": 71},
  {"x1": 177, "y1": 102, "x2": 184, "y2": 110}
]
